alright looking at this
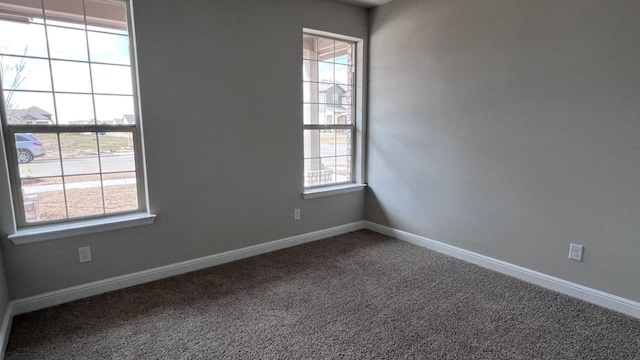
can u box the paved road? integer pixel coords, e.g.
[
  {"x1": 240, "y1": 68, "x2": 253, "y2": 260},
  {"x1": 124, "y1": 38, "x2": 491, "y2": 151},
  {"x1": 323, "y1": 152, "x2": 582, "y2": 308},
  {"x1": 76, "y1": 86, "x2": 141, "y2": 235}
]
[
  {"x1": 20, "y1": 146, "x2": 349, "y2": 179},
  {"x1": 20, "y1": 153, "x2": 135, "y2": 178}
]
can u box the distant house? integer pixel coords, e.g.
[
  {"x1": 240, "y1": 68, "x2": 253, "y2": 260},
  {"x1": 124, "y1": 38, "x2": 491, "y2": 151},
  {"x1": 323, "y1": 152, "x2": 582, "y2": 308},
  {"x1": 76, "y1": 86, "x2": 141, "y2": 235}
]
[
  {"x1": 103, "y1": 115, "x2": 134, "y2": 125},
  {"x1": 318, "y1": 84, "x2": 352, "y2": 125},
  {"x1": 70, "y1": 115, "x2": 134, "y2": 125},
  {"x1": 115, "y1": 114, "x2": 135, "y2": 125},
  {"x1": 6, "y1": 107, "x2": 54, "y2": 125}
]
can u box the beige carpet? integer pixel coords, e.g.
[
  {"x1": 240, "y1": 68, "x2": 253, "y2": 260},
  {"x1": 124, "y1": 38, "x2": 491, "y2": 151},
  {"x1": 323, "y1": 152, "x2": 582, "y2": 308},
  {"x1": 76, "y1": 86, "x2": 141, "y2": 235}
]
[{"x1": 5, "y1": 230, "x2": 640, "y2": 359}]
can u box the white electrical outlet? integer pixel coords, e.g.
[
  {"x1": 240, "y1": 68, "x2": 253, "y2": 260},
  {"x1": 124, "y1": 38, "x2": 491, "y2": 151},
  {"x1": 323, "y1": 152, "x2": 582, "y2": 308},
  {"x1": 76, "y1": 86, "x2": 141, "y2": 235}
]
[
  {"x1": 78, "y1": 246, "x2": 92, "y2": 263},
  {"x1": 569, "y1": 243, "x2": 583, "y2": 262},
  {"x1": 294, "y1": 208, "x2": 301, "y2": 220}
]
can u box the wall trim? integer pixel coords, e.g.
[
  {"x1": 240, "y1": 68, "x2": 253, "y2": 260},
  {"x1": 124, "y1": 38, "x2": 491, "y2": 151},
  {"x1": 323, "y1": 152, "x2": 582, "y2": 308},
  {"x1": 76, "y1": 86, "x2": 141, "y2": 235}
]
[
  {"x1": 10, "y1": 221, "x2": 367, "y2": 316},
  {"x1": 365, "y1": 221, "x2": 640, "y2": 319},
  {"x1": 3, "y1": 219, "x2": 638, "y2": 358}
]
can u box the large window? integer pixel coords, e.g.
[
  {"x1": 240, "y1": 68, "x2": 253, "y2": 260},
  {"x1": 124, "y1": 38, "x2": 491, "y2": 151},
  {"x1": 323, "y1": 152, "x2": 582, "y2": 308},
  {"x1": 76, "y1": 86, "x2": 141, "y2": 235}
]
[
  {"x1": 303, "y1": 32, "x2": 357, "y2": 188},
  {"x1": 0, "y1": 0, "x2": 146, "y2": 228}
]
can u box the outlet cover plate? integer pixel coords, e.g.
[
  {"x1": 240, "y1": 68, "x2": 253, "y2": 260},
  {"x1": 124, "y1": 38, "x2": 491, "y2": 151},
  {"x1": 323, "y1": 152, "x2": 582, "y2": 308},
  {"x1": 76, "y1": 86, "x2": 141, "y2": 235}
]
[
  {"x1": 78, "y1": 246, "x2": 92, "y2": 263},
  {"x1": 569, "y1": 243, "x2": 583, "y2": 262}
]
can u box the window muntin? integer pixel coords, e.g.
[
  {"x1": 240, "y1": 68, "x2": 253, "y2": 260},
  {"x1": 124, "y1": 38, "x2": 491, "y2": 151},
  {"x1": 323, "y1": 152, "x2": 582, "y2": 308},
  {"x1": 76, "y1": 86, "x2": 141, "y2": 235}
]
[
  {"x1": 303, "y1": 33, "x2": 355, "y2": 188},
  {"x1": 0, "y1": 0, "x2": 146, "y2": 227}
]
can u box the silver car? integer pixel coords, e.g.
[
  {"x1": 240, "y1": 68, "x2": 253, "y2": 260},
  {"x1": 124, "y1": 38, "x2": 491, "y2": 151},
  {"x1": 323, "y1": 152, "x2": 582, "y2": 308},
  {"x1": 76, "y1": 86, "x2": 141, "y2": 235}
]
[{"x1": 15, "y1": 133, "x2": 46, "y2": 163}]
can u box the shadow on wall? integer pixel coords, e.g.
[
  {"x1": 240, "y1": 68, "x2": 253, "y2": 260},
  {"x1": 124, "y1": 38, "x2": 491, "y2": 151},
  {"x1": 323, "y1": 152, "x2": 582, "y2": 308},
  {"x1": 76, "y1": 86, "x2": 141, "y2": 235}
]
[{"x1": 365, "y1": 188, "x2": 391, "y2": 227}]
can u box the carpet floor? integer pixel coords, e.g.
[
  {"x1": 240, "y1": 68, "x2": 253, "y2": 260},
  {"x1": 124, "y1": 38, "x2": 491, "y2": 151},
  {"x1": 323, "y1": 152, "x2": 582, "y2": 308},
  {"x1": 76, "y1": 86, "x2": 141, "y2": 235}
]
[{"x1": 5, "y1": 230, "x2": 640, "y2": 359}]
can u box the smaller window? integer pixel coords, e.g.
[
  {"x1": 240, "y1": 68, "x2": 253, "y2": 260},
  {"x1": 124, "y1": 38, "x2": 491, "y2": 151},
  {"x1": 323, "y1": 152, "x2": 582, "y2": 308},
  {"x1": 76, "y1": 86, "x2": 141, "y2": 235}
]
[{"x1": 303, "y1": 31, "x2": 363, "y2": 189}]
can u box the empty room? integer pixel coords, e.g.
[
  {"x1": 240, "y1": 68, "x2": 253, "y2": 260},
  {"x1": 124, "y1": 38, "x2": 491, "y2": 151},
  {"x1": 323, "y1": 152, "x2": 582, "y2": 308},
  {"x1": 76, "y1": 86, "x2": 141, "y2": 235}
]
[{"x1": 0, "y1": 0, "x2": 638, "y2": 358}]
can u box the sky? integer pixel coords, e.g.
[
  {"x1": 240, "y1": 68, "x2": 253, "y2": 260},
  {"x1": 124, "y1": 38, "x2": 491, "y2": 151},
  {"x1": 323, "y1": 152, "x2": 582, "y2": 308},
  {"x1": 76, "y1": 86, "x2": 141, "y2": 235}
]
[{"x1": 0, "y1": 16, "x2": 134, "y2": 124}]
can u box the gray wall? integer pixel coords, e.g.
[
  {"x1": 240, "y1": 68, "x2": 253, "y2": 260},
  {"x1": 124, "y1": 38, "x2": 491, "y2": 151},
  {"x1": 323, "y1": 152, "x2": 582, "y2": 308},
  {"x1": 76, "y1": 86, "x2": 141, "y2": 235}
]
[
  {"x1": 0, "y1": 252, "x2": 8, "y2": 323},
  {"x1": 367, "y1": 0, "x2": 640, "y2": 302},
  {"x1": 0, "y1": 99, "x2": 14, "y2": 318},
  {"x1": 0, "y1": 0, "x2": 367, "y2": 299},
  {"x1": 0, "y1": 252, "x2": 7, "y2": 356}
]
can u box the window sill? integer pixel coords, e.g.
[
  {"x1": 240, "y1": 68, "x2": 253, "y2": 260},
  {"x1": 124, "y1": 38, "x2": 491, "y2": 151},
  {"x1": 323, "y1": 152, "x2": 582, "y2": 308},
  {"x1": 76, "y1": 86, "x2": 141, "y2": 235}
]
[
  {"x1": 303, "y1": 183, "x2": 367, "y2": 199},
  {"x1": 8, "y1": 213, "x2": 156, "y2": 245}
]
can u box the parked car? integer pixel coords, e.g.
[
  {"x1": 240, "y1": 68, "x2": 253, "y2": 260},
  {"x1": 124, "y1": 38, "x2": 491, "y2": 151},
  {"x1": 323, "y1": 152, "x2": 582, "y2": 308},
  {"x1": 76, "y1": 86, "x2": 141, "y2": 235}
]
[{"x1": 15, "y1": 133, "x2": 46, "y2": 164}]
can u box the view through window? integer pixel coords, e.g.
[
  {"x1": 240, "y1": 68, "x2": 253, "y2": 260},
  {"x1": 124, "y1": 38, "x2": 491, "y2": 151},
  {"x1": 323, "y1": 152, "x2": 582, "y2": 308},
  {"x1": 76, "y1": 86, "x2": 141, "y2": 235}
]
[
  {"x1": 303, "y1": 33, "x2": 355, "y2": 188},
  {"x1": 0, "y1": 0, "x2": 145, "y2": 227}
]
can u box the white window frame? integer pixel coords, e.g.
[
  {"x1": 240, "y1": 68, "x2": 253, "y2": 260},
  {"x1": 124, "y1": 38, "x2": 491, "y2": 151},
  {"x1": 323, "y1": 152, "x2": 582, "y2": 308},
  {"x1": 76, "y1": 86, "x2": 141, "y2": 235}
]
[
  {"x1": 302, "y1": 29, "x2": 366, "y2": 199},
  {"x1": 0, "y1": 0, "x2": 154, "y2": 244}
]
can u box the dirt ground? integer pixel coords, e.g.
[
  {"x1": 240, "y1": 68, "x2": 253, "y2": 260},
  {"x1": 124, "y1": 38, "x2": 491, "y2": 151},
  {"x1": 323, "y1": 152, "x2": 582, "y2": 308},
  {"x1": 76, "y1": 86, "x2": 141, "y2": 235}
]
[
  {"x1": 35, "y1": 133, "x2": 133, "y2": 160},
  {"x1": 17, "y1": 133, "x2": 139, "y2": 223},
  {"x1": 27, "y1": 184, "x2": 138, "y2": 222}
]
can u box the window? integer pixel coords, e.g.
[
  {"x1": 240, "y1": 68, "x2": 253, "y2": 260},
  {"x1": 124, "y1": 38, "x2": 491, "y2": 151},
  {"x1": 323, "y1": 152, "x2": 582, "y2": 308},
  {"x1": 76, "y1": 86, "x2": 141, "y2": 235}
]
[
  {"x1": 0, "y1": 0, "x2": 148, "y2": 229},
  {"x1": 303, "y1": 31, "x2": 363, "y2": 190}
]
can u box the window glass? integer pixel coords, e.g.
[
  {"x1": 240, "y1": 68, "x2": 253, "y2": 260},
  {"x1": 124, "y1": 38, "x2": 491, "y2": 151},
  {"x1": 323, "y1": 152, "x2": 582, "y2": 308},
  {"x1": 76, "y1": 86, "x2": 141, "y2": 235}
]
[
  {"x1": 303, "y1": 33, "x2": 356, "y2": 188},
  {"x1": 91, "y1": 63, "x2": 133, "y2": 94},
  {"x1": 4, "y1": 92, "x2": 56, "y2": 125},
  {"x1": 47, "y1": 26, "x2": 89, "y2": 61},
  {"x1": 94, "y1": 95, "x2": 134, "y2": 124},
  {"x1": 1, "y1": 56, "x2": 52, "y2": 91},
  {"x1": 0, "y1": 22, "x2": 48, "y2": 58},
  {"x1": 0, "y1": 0, "x2": 146, "y2": 227},
  {"x1": 103, "y1": 171, "x2": 138, "y2": 214},
  {"x1": 51, "y1": 60, "x2": 92, "y2": 93},
  {"x1": 98, "y1": 132, "x2": 136, "y2": 173},
  {"x1": 55, "y1": 93, "x2": 95, "y2": 125},
  {"x1": 88, "y1": 32, "x2": 130, "y2": 65}
]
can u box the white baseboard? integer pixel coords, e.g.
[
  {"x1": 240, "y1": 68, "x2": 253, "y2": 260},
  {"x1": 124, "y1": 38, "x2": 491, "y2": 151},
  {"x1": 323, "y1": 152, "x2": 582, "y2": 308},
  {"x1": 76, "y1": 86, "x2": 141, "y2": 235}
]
[
  {"x1": 10, "y1": 221, "x2": 367, "y2": 317},
  {"x1": 365, "y1": 221, "x2": 640, "y2": 319},
  {"x1": 2, "y1": 219, "x2": 637, "y2": 359}
]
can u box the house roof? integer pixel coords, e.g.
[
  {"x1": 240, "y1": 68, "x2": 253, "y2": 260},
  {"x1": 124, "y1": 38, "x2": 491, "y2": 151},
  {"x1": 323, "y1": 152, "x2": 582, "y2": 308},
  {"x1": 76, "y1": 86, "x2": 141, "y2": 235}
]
[
  {"x1": 319, "y1": 83, "x2": 349, "y2": 92},
  {"x1": 113, "y1": 114, "x2": 135, "y2": 124},
  {"x1": 6, "y1": 106, "x2": 52, "y2": 121}
]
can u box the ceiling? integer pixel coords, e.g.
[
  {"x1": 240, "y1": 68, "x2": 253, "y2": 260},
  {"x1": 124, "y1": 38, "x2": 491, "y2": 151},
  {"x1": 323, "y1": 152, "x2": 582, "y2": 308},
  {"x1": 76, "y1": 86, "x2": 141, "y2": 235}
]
[{"x1": 336, "y1": 0, "x2": 395, "y2": 8}]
